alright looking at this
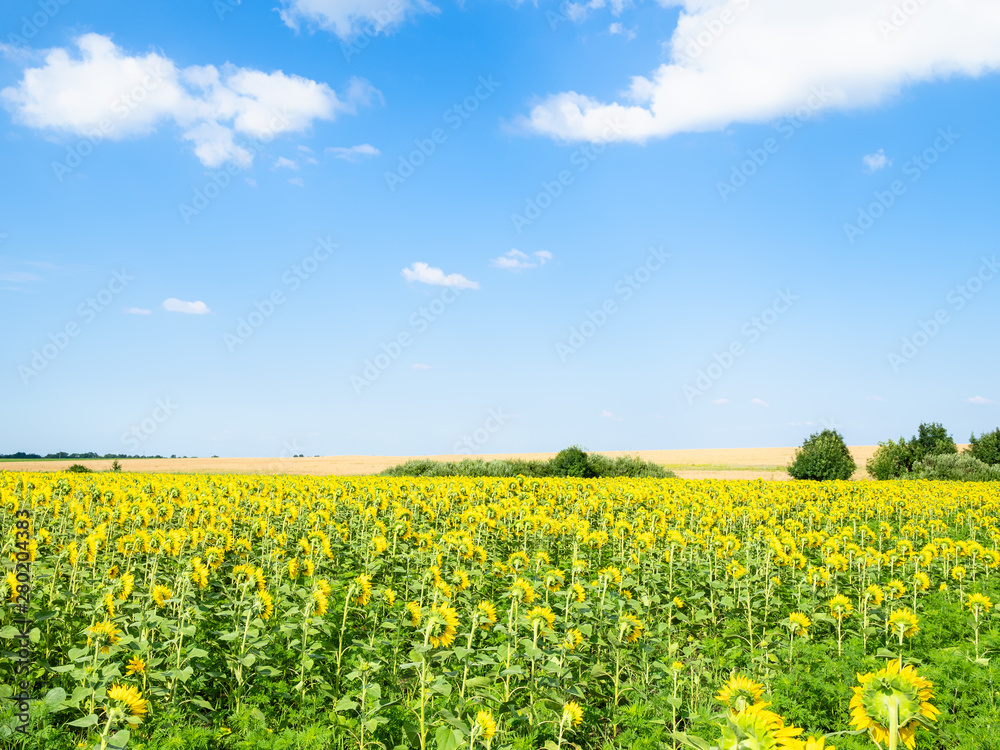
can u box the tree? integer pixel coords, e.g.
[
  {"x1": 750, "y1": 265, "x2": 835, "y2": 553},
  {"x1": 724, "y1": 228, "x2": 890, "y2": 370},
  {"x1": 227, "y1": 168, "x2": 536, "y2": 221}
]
[
  {"x1": 788, "y1": 429, "x2": 857, "y2": 480},
  {"x1": 968, "y1": 428, "x2": 1000, "y2": 467},
  {"x1": 549, "y1": 446, "x2": 595, "y2": 478},
  {"x1": 866, "y1": 438, "x2": 914, "y2": 480},
  {"x1": 910, "y1": 422, "x2": 957, "y2": 462}
]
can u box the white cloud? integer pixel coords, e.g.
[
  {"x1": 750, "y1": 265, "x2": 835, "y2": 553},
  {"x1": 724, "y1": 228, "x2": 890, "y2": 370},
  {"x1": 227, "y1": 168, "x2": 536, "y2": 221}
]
[
  {"x1": 967, "y1": 396, "x2": 996, "y2": 405},
  {"x1": 123, "y1": 307, "x2": 151, "y2": 315},
  {"x1": 751, "y1": 398, "x2": 769, "y2": 407},
  {"x1": 601, "y1": 409, "x2": 624, "y2": 421},
  {"x1": 162, "y1": 298, "x2": 212, "y2": 314},
  {"x1": 712, "y1": 398, "x2": 729, "y2": 405},
  {"x1": 412, "y1": 363, "x2": 431, "y2": 370},
  {"x1": 1, "y1": 33, "x2": 377, "y2": 167},
  {"x1": 0, "y1": 271, "x2": 40, "y2": 283},
  {"x1": 863, "y1": 149, "x2": 892, "y2": 172},
  {"x1": 518, "y1": 1, "x2": 1000, "y2": 143},
  {"x1": 274, "y1": 156, "x2": 299, "y2": 169},
  {"x1": 280, "y1": 0, "x2": 439, "y2": 40},
  {"x1": 490, "y1": 249, "x2": 555, "y2": 271},
  {"x1": 326, "y1": 143, "x2": 380, "y2": 161},
  {"x1": 401, "y1": 262, "x2": 479, "y2": 289},
  {"x1": 288, "y1": 177, "x2": 305, "y2": 187},
  {"x1": 609, "y1": 22, "x2": 636, "y2": 40}
]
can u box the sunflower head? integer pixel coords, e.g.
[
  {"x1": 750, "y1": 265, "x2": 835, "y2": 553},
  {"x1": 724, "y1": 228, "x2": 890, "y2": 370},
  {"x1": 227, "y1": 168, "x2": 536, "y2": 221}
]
[
  {"x1": 474, "y1": 709, "x2": 497, "y2": 742},
  {"x1": 526, "y1": 606, "x2": 556, "y2": 631},
  {"x1": 617, "y1": 613, "x2": 644, "y2": 644},
  {"x1": 966, "y1": 592, "x2": 993, "y2": 616},
  {"x1": 562, "y1": 701, "x2": 584, "y2": 728},
  {"x1": 720, "y1": 703, "x2": 804, "y2": 750},
  {"x1": 125, "y1": 656, "x2": 146, "y2": 676},
  {"x1": 787, "y1": 611, "x2": 810, "y2": 637},
  {"x1": 86, "y1": 620, "x2": 121, "y2": 654},
  {"x1": 888, "y1": 608, "x2": 919, "y2": 639},
  {"x1": 426, "y1": 603, "x2": 459, "y2": 648},
  {"x1": 716, "y1": 674, "x2": 765, "y2": 712},
  {"x1": 477, "y1": 600, "x2": 498, "y2": 629},
  {"x1": 849, "y1": 661, "x2": 939, "y2": 750},
  {"x1": 828, "y1": 594, "x2": 853, "y2": 620},
  {"x1": 106, "y1": 683, "x2": 148, "y2": 722}
]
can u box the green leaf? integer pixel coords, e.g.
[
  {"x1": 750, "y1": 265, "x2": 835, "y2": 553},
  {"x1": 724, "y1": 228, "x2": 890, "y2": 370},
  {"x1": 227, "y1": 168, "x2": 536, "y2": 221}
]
[
  {"x1": 68, "y1": 713, "x2": 99, "y2": 728},
  {"x1": 108, "y1": 729, "x2": 130, "y2": 749},
  {"x1": 434, "y1": 726, "x2": 462, "y2": 750},
  {"x1": 0, "y1": 625, "x2": 22, "y2": 639},
  {"x1": 43, "y1": 688, "x2": 67, "y2": 705},
  {"x1": 187, "y1": 648, "x2": 209, "y2": 659},
  {"x1": 335, "y1": 696, "x2": 358, "y2": 712},
  {"x1": 189, "y1": 698, "x2": 214, "y2": 710}
]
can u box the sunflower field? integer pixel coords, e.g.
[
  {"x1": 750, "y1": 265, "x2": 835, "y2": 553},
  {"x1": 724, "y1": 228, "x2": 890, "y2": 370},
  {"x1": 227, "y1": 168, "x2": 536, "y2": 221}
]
[{"x1": 1, "y1": 472, "x2": 999, "y2": 750}]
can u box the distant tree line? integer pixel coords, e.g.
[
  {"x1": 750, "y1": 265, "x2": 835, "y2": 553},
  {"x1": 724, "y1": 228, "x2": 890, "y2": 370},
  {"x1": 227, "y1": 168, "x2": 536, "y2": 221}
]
[{"x1": 0, "y1": 452, "x2": 168, "y2": 459}]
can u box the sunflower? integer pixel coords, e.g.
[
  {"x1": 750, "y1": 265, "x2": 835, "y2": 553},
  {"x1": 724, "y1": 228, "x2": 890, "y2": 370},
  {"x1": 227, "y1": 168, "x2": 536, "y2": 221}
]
[
  {"x1": 561, "y1": 628, "x2": 584, "y2": 651},
  {"x1": 545, "y1": 568, "x2": 565, "y2": 592},
  {"x1": 103, "y1": 592, "x2": 116, "y2": 618},
  {"x1": 828, "y1": 595, "x2": 853, "y2": 620},
  {"x1": 125, "y1": 656, "x2": 146, "y2": 676},
  {"x1": 849, "y1": 661, "x2": 939, "y2": 750},
  {"x1": 427, "y1": 603, "x2": 459, "y2": 648},
  {"x1": 106, "y1": 683, "x2": 148, "y2": 721},
  {"x1": 354, "y1": 574, "x2": 373, "y2": 606},
  {"x1": 965, "y1": 592, "x2": 993, "y2": 615},
  {"x1": 477, "y1": 600, "x2": 498, "y2": 629},
  {"x1": 312, "y1": 588, "x2": 329, "y2": 617},
  {"x1": 912, "y1": 572, "x2": 930, "y2": 592},
  {"x1": 406, "y1": 601, "x2": 422, "y2": 627},
  {"x1": 571, "y1": 583, "x2": 586, "y2": 603},
  {"x1": 526, "y1": 606, "x2": 556, "y2": 631},
  {"x1": 598, "y1": 566, "x2": 622, "y2": 586},
  {"x1": 720, "y1": 703, "x2": 804, "y2": 750},
  {"x1": 804, "y1": 735, "x2": 834, "y2": 750},
  {"x1": 507, "y1": 551, "x2": 529, "y2": 571},
  {"x1": 787, "y1": 611, "x2": 810, "y2": 637},
  {"x1": 151, "y1": 584, "x2": 173, "y2": 608},
  {"x1": 716, "y1": 674, "x2": 765, "y2": 712},
  {"x1": 671, "y1": 661, "x2": 684, "y2": 672},
  {"x1": 864, "y1": 584, "x2": 885, "y2": 607},
  {"x1": 618, "y1": 613, "x2": 644, "y2": 643},
  {"x1": 672, "y1": 596, "x2": 684, "y2": 608},
  {"x1": 256, "y1": 590, "x2": 274, "y2": 620},
  {"x1": 451, "y1": 569, "x2": 471, "y2": 592},
  {"x1": 887, "y1": 579, "x2": 906, "y2": 600},
  {"x1": 86, "y1": 620, "x2": 121, "y2": 653},
  {"x1": 510, "y1": 577, "x2": 535, "y2": 604},
  {"x1": 952, "y1": 565, "x2": 967, "y2": 582},
  {"x1": 475, "y1": 709, "x2": 497, "y2": 743},
  {"x1": 562, "y1": 701, "x2": 584, "y2": 728},
  {"x1": 287, "y1": 558, "x2": 300, "y2": 580},
  {"x1": 383, "y1": 587, "x2": 397, "y2": 606},
  {"x1": 888, "y1": 609, "x2": 919, "y2": 639}
]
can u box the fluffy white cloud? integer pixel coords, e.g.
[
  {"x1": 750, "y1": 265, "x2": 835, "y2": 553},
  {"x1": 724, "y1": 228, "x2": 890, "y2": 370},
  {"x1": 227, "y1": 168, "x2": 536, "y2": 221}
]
[
  {"x1": 863, "y1": 149, "x2": 891, "y2": 172},
  {"x1": 123, "y1": 307, "x2": 151, "y2": 315},
  {"x1": 326, "y1": 143, "x2": 380, "y2": 161},
  {"x1": 490, "y1": 249, "x2": 554, "y2": 271},
  {"x1": 401, "y1": 262, "x2": 479, "y2": 289},
  {"x1": 274, "y1": 156, "x2": 299, "y2": 169},
  {"x1": 162, "y1": 298, "x2": 212, "y2": 314},
  {"x1": 280, "y1": 0, "x2": 439, "y2": 40},
  {"x1": 519, "y1": 1, "x2": 1000, "y2": 142},
  {"x1": 967, "y1": 396, "x2": 996, "y2": 405},
  {"x1": 1, "y1": 34, "x2": 376, "y2": 166}
]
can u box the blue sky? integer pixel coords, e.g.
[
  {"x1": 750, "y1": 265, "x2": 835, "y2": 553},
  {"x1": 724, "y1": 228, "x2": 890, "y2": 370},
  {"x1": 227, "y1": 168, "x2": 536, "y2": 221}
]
[{"x1": 1, "y1": 0, "x2": 998, "y2": 458}]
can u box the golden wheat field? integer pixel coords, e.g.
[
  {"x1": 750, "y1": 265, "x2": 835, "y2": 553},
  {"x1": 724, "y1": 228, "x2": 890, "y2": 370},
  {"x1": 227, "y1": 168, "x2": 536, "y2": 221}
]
[{"x1": 1, "y1": 471, "x2": 999, "y2": 750}]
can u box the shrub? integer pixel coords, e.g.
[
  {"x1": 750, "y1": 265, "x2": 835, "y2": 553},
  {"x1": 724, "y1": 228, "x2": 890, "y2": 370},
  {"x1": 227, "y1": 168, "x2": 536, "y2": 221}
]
[
  {"x1": 908, "y1": 453, "x2": 1000, "y2": 482},
  {"x1": 910, "y1": 422, "x2": 957, "y2": 462},
  {"x1": 866, "y1": 438, "x2": 914, "y2": 480},
  {"x1": 549, "y1": 445, "x2": 595, "y2": 478},
  {"x1": 66, "y1": 464, "x2": 93, "y2": 473},
  {"x1": 968, "y1": 428, "x2": 1000, "y2": 467},
  {"x1": 787, "y1": 429, "x2": 857, "y2": 480}
]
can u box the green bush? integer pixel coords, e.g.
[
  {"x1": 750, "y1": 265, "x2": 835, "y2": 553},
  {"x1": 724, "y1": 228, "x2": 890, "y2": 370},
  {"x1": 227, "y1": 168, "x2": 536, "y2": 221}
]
[
  {"x1": 379, "y1": 448, "x2": 674, "y2": 479},
  {"x1": 787, "y1": 429, "x2": 857, "y2": 480},
  {"x1": 66, "y1": 464, "x2": 93, "y2": 473},
  {"x1": 549, "y1": 445, "x2": 595, "y2": 478},
  {"x1": 968, "y1": 428, "x2": 1000, "y2": 467},
  {"x1": 866, "y1": 438, "x2": 914, "y2": 480},
  {"x1": 908, "y1": 453, "x2": 1000, "y2": 481},
  {"x1": 911, "y1": 421, "x2": 957, "y2": 462}
]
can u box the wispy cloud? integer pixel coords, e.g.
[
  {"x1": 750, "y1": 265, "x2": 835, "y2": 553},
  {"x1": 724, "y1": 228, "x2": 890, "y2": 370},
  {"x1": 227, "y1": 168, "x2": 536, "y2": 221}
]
[
  {"x1": 274, "y1": 157, "x2": 299, "y2": 170},
  {"x1": 0, "y1": 271, "x2": 40, "y2": 283},
  {"x1": 402, "y1": 262, "x2": 479, "y2": 289},
  {"x1": 967, "y1": 395, "x2": 996, "y2": 405},
  {"x1": 162, "y1": 298, "x2": 211, "y2": 315},
  {"x1": 751, "y1": 398, "x2": 770, "y2": 407},
  {"x1": 863, "y1": 149, "x2": 892, "y2": 173},
  {"x1": 124, "y1": 307, "x2": 151, "y2": 315},
  {"x1": 601, "y1": 409, "x2": 624, "y2": 421},
  {"x1": 490, "y1": 249, "x2": 554, "y2": 271},
  {"x1": 326, "y1": 143, "x2": 380, "y2": 162},
  {"x1": 288, "y1": 177, "x2": 305, "y2": 187}
]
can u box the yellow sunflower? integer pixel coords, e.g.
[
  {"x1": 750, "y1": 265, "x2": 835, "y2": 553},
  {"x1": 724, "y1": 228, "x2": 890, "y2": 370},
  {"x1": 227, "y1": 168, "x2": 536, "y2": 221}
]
[
  {"x1": 716, "y1": 674, "x2": 765, "y2": 712},
  {"x1": 849, "y1": 661, "x2": 939, "y2": 750},
  {"x1": 106, "y1": 683, "x2": 148, "y2": 721}
]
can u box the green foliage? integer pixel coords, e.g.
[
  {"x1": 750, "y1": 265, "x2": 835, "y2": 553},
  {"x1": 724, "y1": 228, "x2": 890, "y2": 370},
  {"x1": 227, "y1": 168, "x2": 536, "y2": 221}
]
[
  {"x1": 787, "y1": 429, "x2": 856, "y2": 480},
  {"x1": 380, "y1": 448, "x2": 674, "y2": 479},
  {"x1": 66, "y1": 464, "x2": 93, "y2": 473},
  {"x1": 866, "y1": 438, "x2": 913, "y2": 480},
  {"x1": 911, "y1": 422, "x2": 957, "y2": 461},
  {"x1": 908, "y1": 452, "x2": 1000, "y2": 481},
  {"x1": 968, "y1": 427, "x2": 1000, "y2": 467}
]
